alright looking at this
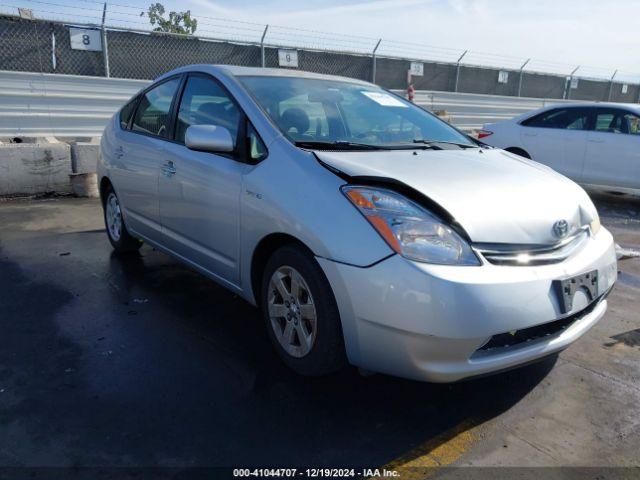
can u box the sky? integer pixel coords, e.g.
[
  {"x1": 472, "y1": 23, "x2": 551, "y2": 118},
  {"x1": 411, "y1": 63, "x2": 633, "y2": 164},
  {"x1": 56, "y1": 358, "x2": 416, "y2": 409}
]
[{"x1": 3, "y1": 0, "x2": 640, "y2": 80}]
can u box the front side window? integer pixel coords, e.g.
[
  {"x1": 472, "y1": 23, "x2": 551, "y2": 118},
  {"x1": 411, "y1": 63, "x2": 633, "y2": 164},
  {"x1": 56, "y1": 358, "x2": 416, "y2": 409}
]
[
  {"x1": 523, "y1": 108, "x2": 590, "y2": 130},
  {"x1": 131, "y1": 78, "x2": 181, "y2": 138},
  {"x1": 594, "y1": 109, "x2": 640, "y2": 135},
  {"x1": 239, "y1": 76, "x2": 474, "y2": 149},
  {"x1": 175, "y1": 75, "x2": 241, "y2": 145},
  {"x1": 625, "y1": 112, "x2": 640, "y2": 135}
]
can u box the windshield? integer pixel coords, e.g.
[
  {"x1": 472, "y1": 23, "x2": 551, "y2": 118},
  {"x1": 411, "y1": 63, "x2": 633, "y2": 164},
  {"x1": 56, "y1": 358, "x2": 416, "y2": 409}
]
[{"x1": 239, "y1": 76, "x2": 475, "y2": 149}]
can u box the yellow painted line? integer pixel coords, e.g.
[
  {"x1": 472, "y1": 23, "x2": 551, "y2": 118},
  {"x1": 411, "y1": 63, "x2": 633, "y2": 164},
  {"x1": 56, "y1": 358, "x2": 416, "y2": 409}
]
[{"x1": 381, "y1": 419, "x2": 480, "y2": 479}]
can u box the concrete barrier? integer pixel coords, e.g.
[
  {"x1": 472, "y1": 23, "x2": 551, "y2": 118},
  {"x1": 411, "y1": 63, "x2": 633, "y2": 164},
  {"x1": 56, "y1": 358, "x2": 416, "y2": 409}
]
[
  {"x1": 70, "y1": 142, "x2": 100, "y2": 174},
  {"x1": 69, "y1": 172, "x2": 99, "y2": 198},
  {"x1": 0, "y1": 143, "x2": 72, "y2": 195}
]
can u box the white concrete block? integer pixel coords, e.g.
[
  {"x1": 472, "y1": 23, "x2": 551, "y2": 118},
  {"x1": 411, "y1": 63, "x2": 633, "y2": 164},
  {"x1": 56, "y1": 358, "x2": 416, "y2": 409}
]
[
  {"x1": 70, "y1": 143, "x2": 100, "y2": 174},
  {"x1": 0, "y1": 144, "x2": 72, "y2": 195}
]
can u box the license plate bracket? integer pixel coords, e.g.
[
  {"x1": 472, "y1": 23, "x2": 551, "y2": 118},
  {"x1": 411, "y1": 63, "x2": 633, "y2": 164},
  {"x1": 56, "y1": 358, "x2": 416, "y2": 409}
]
[{"x1": 554, "y1": 270, "x2": 598, "y2": 314}]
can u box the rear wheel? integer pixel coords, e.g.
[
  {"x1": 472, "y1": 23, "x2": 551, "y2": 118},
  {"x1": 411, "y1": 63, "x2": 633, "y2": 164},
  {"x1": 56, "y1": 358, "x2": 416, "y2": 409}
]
[
  {"x1": 261, "y1": 245, "x2": 346, "y2": 376},
  {"x1": 103, "y1": 187, "x2": 142, "y2": 254}
]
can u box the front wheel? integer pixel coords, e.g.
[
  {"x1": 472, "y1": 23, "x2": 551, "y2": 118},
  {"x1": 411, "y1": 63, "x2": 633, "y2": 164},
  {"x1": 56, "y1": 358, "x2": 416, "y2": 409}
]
[
  {"x1": 261, "y1": 245, "x2": 346, "y2": 376},
  {"x1": 103, "y1": 187, "x2": 142, "y2": 254}
]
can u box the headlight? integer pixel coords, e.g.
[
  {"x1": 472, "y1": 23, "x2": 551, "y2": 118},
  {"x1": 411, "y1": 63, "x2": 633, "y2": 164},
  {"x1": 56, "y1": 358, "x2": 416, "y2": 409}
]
[{"x1": 342, "y1": 186, "x2": 480, "y2": 266}]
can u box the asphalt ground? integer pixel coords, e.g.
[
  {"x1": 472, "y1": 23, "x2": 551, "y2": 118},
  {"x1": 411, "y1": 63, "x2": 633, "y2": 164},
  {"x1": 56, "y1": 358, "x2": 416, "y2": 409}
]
[{"x1": 0, "y1": 192, "x2": 638, "y2": 479}]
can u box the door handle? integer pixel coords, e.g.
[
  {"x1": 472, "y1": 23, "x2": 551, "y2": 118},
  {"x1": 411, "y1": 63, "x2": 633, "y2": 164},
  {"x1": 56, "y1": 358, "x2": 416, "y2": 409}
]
[
  {"x1": 588, "y1": 138, "x2": 605, "y2": 143},
  {"x1": 523, "y1": 132, "x2": 538, "y2": 137},
  {"x1": 161, "y1": 160, "x2": 176, "y2": 177}
]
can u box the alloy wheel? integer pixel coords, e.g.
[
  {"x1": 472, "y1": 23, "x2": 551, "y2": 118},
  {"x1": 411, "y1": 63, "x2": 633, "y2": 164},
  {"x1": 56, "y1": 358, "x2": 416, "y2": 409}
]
[
  {"x1": 267, "y1": 265, "x2": 318, "y2": 358},
  {"x1": 105, "y1": 192, "x2": 122, "y2": 242}
]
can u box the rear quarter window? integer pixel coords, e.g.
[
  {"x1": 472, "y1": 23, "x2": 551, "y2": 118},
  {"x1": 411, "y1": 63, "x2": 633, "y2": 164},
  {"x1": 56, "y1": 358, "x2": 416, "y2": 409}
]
[{"x1": 119, "y1": 98, "x2": 138, "y2": 130}]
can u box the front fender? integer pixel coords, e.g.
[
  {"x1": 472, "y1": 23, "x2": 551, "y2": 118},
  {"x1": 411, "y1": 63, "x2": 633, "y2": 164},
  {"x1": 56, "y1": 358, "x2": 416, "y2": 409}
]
[{"x1": 238, "y1": 140, "x2": 393, "y2": 303}]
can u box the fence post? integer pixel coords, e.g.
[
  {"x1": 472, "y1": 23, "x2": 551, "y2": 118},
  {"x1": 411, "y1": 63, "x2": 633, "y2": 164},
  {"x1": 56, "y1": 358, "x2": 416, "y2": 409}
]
[
  {"x1": 607, "y1": 69, "x2": 617, "y2": 101},
  {"x1": 51, "y1": 31, "x2": 56, "y2": 71},
  {"x1": 517, "y1": 58, "x2": 530, "y2": 97},
  {"x1": 454, "y1": 50, "x2": 467, "y2": 92},
  {"x1": 564, "y1": 65, "x2": 580, "y2": 100},
  {"x1": 371, "y1": 39, "x2": 381, "y2": 83},
  {"x1": 101, "y1": 2, "x2": 110, "y2": 77},
  {"x1": 260, "y1": 25, "x2": 269, "y2": 68}
]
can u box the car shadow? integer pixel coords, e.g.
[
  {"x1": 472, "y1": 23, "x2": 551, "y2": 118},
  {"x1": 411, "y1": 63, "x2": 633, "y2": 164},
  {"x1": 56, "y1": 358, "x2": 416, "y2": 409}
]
[
  {"x1": 0, "y1": 230, "x2": 556, "y2": 472},
  {"x1": 94, "y1": 247, "x2": 557, "y2": 468}
]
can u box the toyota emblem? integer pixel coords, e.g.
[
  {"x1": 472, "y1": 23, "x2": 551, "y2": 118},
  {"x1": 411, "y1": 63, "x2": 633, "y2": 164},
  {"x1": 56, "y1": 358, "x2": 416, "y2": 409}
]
[{"x1": 553, "y1": 219, "x2": 569, "y2": 238}]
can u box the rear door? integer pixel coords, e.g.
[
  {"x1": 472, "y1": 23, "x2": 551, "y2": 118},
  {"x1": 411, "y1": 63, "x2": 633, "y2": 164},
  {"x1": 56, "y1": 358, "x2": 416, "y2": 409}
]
[
  {"x1": 112, "y1": 76, "x2": 182, "y2": 240},
  {"x1": 519, "y1": 107, "x2": 590, "y2": 181},
  {"x1": 583, "y1": 108, "x2": 640, "y2": 190}
]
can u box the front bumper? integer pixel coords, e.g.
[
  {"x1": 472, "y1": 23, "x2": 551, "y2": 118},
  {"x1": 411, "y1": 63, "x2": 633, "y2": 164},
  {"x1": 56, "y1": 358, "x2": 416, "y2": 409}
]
[{"x1": 318, "y1": 227, "x2": 617, "y2": 382}]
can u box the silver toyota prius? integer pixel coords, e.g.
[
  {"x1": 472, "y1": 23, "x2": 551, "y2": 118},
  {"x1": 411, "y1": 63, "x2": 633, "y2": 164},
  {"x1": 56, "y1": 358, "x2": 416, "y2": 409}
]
[{"x1": 98, "y1": 65, "x2": 617, "y2": 382}]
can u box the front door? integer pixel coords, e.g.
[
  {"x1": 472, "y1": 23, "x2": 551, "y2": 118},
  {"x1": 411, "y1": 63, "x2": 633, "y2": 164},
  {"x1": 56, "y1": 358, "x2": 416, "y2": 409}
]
[
  {"x1": 519, "y1": 107, "x2": 590, "y2": 182},
  {"x1": 159, "y1": 73, "x2": 246, "y2": 286}
]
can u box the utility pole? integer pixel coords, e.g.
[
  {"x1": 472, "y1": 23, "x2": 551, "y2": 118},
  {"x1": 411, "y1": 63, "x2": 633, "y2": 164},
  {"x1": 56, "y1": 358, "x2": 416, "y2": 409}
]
[
  {"x1": 101, "y1": 2, "x2": 110, "y2": 77},
  {"x1": 517, "y1": 58, "x2": 530, "y2": 97},
  {"x1": 607, "y1": 69, "x2": 618, "y2": 101},
  {"x1": 260, "y1": 25, "x2": 269, "y2": 68},
  {"x1": 371, "y1": 39, "x2": 382, "y2": 83},
  {"x1": 564, "y1": 65, "x2": 580, "y2": 100},
  {"x1": 454, "y1": 50, "x2": 467, "y2": 92}
]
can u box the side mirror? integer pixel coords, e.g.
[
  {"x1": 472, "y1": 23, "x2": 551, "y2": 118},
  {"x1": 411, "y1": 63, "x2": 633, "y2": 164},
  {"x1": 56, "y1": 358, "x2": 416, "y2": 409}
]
[{"x1": 185, "y1": 124, "x2": 234, "y2": 153}]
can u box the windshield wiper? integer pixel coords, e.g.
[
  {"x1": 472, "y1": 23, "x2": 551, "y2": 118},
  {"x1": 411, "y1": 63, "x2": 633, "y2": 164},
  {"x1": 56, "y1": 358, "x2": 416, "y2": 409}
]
[
  {"x1": 412, "y1": 139, "x2": 478, "y2": 149},
  {"x1": 294, "y1": 140, "x2": 454, "y2": 151},
  {"x1": 294, "y1": 140, "x2": 390, "y2": 151}
]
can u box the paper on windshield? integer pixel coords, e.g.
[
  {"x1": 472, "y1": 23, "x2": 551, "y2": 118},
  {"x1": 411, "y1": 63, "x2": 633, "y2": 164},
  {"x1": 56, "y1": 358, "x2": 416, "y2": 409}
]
[{"x1": 361, "y1": 91, "x2": 408, "y2": 107}]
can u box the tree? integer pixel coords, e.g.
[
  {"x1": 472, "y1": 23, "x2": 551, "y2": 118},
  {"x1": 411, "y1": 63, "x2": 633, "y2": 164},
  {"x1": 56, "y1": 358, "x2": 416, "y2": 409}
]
[{"x1": 141, "y1": 3, "x2": 198, "y2": 35}]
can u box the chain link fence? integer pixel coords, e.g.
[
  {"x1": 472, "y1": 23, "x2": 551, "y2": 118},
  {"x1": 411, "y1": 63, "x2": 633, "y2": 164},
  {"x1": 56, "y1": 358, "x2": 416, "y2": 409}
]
[
  {"x1": 0, "y1": 16, "x2": 52, "y2": 74},
  {"x1": 106, "y1": 29, "x2": 262, "y2": 79},
  {"x1": 1, "y1": 12, "x2": 640, "y2": 103}
]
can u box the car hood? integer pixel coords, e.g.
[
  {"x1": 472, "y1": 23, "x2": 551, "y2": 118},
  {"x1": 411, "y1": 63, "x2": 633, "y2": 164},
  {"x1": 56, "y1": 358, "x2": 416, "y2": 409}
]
[{"x1": 315, "y1": 148, "x2": 598, "y2": 245}]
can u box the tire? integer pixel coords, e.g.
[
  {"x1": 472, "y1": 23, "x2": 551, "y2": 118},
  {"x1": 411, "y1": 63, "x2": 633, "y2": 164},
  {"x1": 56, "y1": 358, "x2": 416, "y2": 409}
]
[
  {"x1": 261, "y1": 245, "x2": 346, "y2": 376},
  {"x1": 505, "y1": 147, "x2": 531, "y2": 159},
  {"x1": 103, "y1": 186, "x2": 142, "y2": 254}
]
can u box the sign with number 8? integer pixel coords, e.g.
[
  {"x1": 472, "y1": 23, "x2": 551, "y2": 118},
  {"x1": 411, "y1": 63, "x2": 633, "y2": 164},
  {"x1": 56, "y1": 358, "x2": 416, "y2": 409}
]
[{"x1": 70, "y1": 28, "x2": 102, "y2": 51}]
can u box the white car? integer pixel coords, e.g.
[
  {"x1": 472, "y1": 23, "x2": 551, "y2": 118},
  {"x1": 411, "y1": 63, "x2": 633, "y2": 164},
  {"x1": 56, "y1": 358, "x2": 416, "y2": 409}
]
[{"x1": 480, "y1": 103, "x2": 640, "y2": 194}]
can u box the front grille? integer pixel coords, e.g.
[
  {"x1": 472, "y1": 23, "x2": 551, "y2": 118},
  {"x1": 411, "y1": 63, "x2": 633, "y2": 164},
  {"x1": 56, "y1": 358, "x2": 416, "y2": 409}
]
[
  {"x1": 476, "y1": 229, "x2": 589, "y2": 266},
  {"x1": 474, "y1": 292, "x2": 606, "y2": 356}
]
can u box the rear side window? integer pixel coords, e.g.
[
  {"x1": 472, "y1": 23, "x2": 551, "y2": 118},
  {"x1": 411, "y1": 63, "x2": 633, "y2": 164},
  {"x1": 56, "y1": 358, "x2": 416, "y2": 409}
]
[
  {"x1": 594, "y1": 109, "x2": 640, "y2": 135},
  {"x1": 175, "y1": 75, "x2": 241, "y2": 144},
  {"x1": 131, "y1": 78, "x2": 181, "y2": 138},
  {"x1": 522, "y1": 108, "x2": 590, "y2": 130},
  {"x1": 119, "y1": 98, "x2": 138, "y2": 130}
]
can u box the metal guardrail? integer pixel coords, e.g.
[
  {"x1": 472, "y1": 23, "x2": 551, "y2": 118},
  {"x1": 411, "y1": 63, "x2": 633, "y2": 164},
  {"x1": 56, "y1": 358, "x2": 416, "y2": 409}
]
[
  {"x1": 0, "y1": 70, "x2": 580, "y2": 138},
  {"x1": 0, "y1": 70, "x2": 148, "y2": 137}
]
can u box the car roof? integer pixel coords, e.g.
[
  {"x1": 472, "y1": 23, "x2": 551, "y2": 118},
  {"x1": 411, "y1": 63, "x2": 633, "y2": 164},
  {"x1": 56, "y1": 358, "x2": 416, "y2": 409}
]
[
  {"x1": 501, "y1": 101, "x2": 640, "y2": 124},
  {"x1": 155, "y1": 64, "x2": 374, "y2": 87},
  {"x1": 542, "y1": 102, "x2": 640, "y2": 112}
]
